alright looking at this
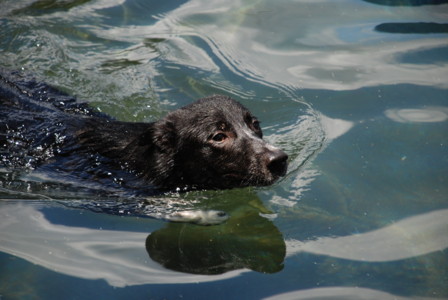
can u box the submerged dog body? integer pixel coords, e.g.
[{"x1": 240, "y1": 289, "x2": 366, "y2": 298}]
[{"x1": 0, "y1": 72, "x2": 287, "y2": 192}]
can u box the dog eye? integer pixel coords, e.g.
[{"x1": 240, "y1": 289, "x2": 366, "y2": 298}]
[
  {"x1": 212, "y1": 133, "x2": 227, "y2": 142},
  {"x1": 251, "y1": 119, "x2": 262, "y2": 138}
]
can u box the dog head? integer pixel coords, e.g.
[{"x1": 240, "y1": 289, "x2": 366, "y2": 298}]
[{"x1": 149, "y1": 95, "x2": 288, "y2": 190}]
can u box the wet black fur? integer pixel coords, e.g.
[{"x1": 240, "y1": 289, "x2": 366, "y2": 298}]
[{"x1": 0, "y1": 71, "x2": 288, "y2": 193}]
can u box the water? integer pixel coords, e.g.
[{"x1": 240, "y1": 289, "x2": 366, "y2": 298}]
[{"x1": 1, "y1": 0, "x2": 447, "y2": 299}]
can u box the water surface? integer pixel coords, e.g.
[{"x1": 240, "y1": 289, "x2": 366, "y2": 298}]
[{"x1": 1, "y1": 0, "x2": 447, "y2": 299}]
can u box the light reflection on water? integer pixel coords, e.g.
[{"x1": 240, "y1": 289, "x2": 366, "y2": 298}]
[
  {"x1": 286, "y1": 208, "x2": 448, "y2": 262},
  {"x1": 385, "y1": 106, "x2": 448, "y2": 123},
  {"x1": 1, "y1": 0, "x2": 447, "y2": 299},
  {"x1": 1, "y1": 203, "x2": 446, "y2": 286}
]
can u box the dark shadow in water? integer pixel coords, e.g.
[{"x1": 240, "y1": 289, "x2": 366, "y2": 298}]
[
  {"x1": 1, "y1": 159, "x2": 286, "y2": 275},
  {"x1": 396, "y1": 45, "x2": 448, "y2": 64},
  {"x1": 363, "y1": 0, "x2": 448, "y2": 6},
  {"x1": 145, "y1": 190, "x2": 286, "y2": 275},
  {"x1": 11, "y1": 0, "x2": 92, "y2": 16},
  {"x1": 375, "y1": 22, "x2": 448, "y2": 34}
]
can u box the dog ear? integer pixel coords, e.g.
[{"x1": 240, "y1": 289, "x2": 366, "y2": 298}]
[
  {"x1": 138, "y1": 129, "x2": 154, "y2": 146},
  {"x1": 139, "y1": 118, "x2": 176, "y2": 152}
]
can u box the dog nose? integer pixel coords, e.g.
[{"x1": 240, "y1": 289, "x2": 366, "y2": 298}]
[{"x1": 267, "y1": 149, "x2": 288, "y2": 177}]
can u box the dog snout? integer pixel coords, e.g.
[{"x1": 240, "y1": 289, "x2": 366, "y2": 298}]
[{"x1": 267, "y1": 149, "x2": 288, "y2": 177}]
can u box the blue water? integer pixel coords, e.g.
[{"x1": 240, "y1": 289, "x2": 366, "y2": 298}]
[{"x1": 1, "y1": 0, "x2": 447, "y2": 299}]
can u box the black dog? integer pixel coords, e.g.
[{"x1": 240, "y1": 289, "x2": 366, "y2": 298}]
[{"x1": 0, "y1": 71, "x2": 287, "y2": 193}]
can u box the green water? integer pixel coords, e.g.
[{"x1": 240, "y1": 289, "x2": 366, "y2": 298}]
[{"x1": 1, "y1": 0, "x2": 447, "y2": 299}]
